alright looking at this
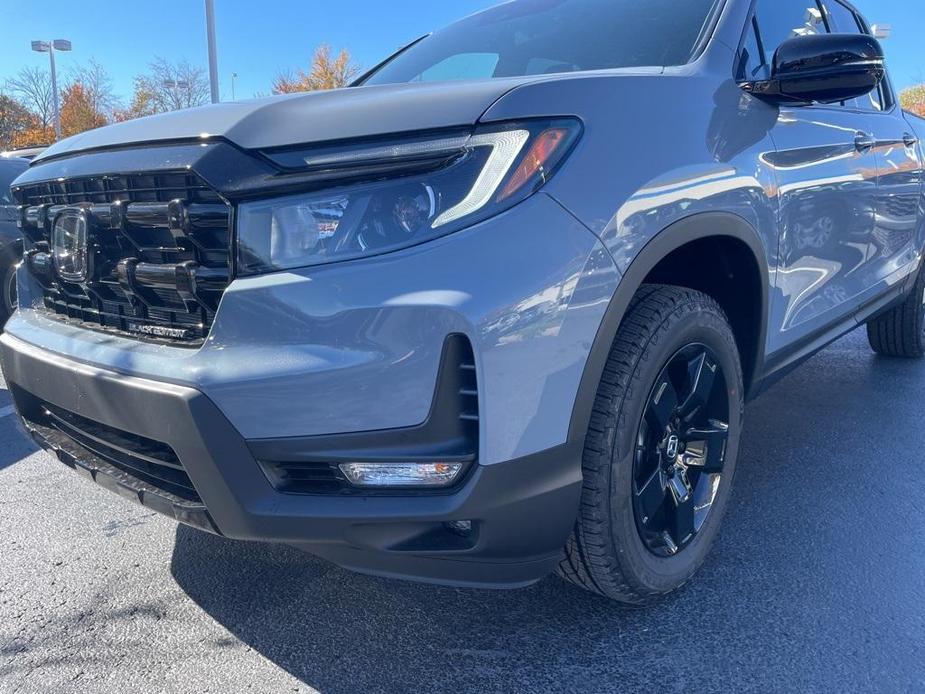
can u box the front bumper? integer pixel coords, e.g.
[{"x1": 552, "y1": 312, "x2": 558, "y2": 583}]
[
  {"x1": 2, "y1": 333, "x2": 582, "y2": 588},
  {"x1": 10, "y1": 191, "x2": 619, "y2": 465}
]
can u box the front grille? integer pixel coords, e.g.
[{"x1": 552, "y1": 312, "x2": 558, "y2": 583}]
[
  {"x1": 20, "y1": 395, "x2": 200, "y2": 503},
  {"x1": 15, "y1": 171, "x2": 232, "y2": 344}
]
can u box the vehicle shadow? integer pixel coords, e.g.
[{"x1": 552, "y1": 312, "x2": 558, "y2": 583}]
[
  {"x1": 169, "y1": 330, "x2": 925, "y2": 693},
  {"x1": 0, "y1": 386, "x2": 38, "y2": 471}
]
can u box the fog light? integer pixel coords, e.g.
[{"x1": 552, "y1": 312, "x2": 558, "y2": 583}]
[{"x1": 338, "y1": 462, "x2": 465, "y2": 488}]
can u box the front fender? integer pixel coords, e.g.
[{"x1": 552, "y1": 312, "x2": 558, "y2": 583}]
[{"x1": 565, "y1": 211, "x2": 771, "y2": 451}]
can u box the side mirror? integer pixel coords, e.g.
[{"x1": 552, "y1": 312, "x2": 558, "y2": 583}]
[{"x1": 744, "y1": 33, "x2": 884, "y2": 105}]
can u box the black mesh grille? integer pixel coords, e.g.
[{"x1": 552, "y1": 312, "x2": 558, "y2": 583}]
[
  {"x1": 16, "y1": 171, "x2": 231, "y2": 344},
  {"x1": 19, "y1": 396, "x2": 200, "y2": 503},
  {"x1": 260, "y1": 460, "x2": 351, "y2": 494}
]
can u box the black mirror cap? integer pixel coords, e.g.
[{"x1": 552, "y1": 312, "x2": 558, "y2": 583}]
[{"x1": 743, "y1": 33, "x2": 885, "y2": 105}]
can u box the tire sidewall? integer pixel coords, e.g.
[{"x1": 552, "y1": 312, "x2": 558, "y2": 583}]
[{"x1": 608, "y1": 307, "x2": 744, "y2": 592}]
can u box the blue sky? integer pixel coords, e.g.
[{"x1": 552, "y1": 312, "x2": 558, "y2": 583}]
[{"x1": 0, "y1": 0, "x2": 921, "y2": 104}]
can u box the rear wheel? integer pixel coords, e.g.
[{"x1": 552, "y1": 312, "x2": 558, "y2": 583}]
[
  {"x1": 558, "y1": 285, "x2": 744, "y2": 603},
  {"x1": 866, "y1": 266, "x2": 925, "y2": 358}
]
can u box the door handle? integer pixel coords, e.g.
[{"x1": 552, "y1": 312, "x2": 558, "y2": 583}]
[
  {"x1": 904, "y1": 133, "x2": 919, "y2": 148},
  {"x1": 854, "y1": 132, "x2": 876, "y2": 152}
]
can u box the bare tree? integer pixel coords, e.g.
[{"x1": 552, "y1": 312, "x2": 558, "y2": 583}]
[
  {"x1": 114, "y1": 78, "x2": 158, "y2": 122},
  {"x1": 66, "y1": 59, "x2": 120, "y2": 120},
  {"x1": 273, "y1": 44, "x2": 360, "y2": 94},
  {"x1": 4, "y1": 66, "x2": 54, "y2": 129},
  {"x1": 131, "y1": 57, "x2": 211, "y2": 114}
]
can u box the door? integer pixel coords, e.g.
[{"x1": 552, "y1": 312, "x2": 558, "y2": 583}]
[
  {"x1": 821, "y1": 0, "x2": 924, "y2": 289},
  {"x1": 871, "y1": 124, "x2": 924, "y2": 283},
  {"x1": 742, "y1": 0, "x2": 883, "y2": 347},
  {"x1": 770, "y1": 109, "x2": 881, "y2": 340}
]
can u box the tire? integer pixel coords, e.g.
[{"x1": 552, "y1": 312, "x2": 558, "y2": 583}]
[
  {"x1": 866, "y1": 266, "x2": 925, "y2": 358},
  {"x1": 0, "y1": 257, "x2": 17, "y2": 327},
  {"x1": 558, "y1": 285, "x2": 744, "y2": 604}
]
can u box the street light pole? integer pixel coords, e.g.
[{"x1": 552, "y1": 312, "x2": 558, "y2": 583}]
[
  {"x1": 204, "y1": 0, "x2": 220, "y2": 103},
  {"x1": 48, "y1": 45, "x2": 59, "y2": 138},
  {"x1": 31, "y1": 39, "x2": 72, "y2": 140}
]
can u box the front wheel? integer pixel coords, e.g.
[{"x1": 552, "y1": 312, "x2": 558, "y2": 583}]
[{"x1": 558, "y1": 285, "x2": 744, "y2": 603}]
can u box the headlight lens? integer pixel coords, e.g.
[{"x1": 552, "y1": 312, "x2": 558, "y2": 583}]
[{"x1": 237, "y1": 119, "x2": 581, "y2": 274}]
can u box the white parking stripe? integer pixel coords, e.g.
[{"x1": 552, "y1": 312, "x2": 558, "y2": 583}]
[{"x1": 0, "y1": 404, "x2": 17, "y2": 419}]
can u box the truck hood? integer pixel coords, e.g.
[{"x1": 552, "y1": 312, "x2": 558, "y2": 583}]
[{"x1": 35, "y1": 78, "x2": 545, "y2": 163}]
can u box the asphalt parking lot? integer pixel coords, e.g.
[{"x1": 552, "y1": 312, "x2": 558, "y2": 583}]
[{"x1": 1, "y1": 326, "x2": 924, "y2": 694}]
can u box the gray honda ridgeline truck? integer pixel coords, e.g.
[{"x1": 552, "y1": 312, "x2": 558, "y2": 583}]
[{"x1": 5, "y1": 0, "x2": 924, "y2": 603}]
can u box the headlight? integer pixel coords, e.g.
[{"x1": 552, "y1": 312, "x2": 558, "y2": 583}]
[{"x1": 237, "y1": 119, "x2": 581, "y2": 274}]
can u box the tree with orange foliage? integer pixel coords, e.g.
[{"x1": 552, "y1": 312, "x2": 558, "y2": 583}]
[
  {"x1": 1, "y1": 60, "x2": 116, "y2": 147},
  {"x1": 0, "y1": 94, "x2": 39, "y2": 149},
  {"x1": 273, "y1": 44, "x2": 360, "y2": 94},
  {"x1": 113, "y1": 83, "x2": 158, "y2": 123},
  {"x1": 59, "y1": 83, "x2": 109, "y2": 137},
  {"x1": 901, "y1": 84, "x2": 925, "y2": 118},
  {"x1": 0, "y1": 93, "x2": 51, "y2": 149},
  {"x1": 8, "y1": 121, "x2": 53, "y2": 149},
  {"x1": 55, "y1": 60, "x2": 117, "y2": 137}
]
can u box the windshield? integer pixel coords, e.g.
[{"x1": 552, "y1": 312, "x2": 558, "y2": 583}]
[{"x1": 363, "y1": 0, "x2": 720, "y2": 86}]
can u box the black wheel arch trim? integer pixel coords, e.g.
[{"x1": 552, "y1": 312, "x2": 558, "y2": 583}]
[{"x1": 567, "y1": 211, "x2": 771, "y2": 448}]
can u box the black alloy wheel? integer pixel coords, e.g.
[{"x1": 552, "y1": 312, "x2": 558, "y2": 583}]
[
  {"x1": 558, "y1": 285, "x2": 743, "y2": 603},
  {"x1": 632, "y1": 344, "x2": 729, "y2": 557}
]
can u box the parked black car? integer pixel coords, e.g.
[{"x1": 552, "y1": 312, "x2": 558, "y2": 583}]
[{"x1": 0, "y1": 157, "x2": 28, "y2": 323}]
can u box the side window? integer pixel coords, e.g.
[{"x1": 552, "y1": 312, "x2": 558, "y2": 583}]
[
  {"x1": 738, "y1": 18, "x2": 768, "y2": 81},
  {"x1": 820, "y1": 0, "x2": 862, "y2": 32},
  {"x1": 740, "y1": 1, "x2": 826, "y2": 81},
  {"x1": 819, "y1": 0, "x2": 891, "y2": 111}
]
